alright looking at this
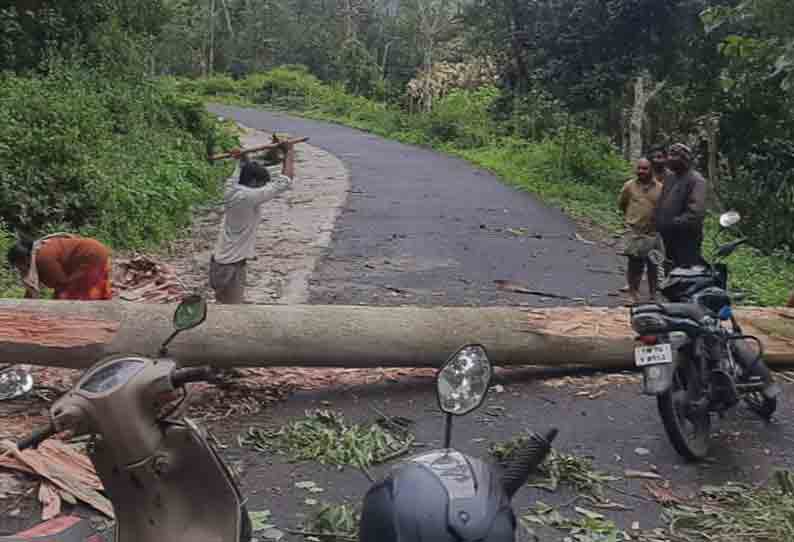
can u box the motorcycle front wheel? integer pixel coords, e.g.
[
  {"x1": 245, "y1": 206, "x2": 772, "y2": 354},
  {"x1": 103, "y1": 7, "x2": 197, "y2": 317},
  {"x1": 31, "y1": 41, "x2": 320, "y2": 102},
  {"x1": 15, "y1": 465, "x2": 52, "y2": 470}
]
[{"x1": 657, "y1": 363, "x2": 711, "y2": 461}]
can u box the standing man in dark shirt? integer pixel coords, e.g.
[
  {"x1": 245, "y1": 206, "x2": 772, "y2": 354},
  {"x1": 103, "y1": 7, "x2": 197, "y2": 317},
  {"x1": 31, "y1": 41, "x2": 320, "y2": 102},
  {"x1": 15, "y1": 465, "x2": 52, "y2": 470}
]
[
  {"x1": 655, "y1": 143, "x2": 708, "y2": 269},
  {"x1": 648, "y1": 145, "x2": 669, "y2": 184}
]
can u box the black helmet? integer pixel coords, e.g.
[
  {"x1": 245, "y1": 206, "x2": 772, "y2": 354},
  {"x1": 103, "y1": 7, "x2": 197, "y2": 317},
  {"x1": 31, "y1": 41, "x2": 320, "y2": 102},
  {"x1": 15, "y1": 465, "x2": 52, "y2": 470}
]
[{"x1": 359, "y1": 450, "x2": 516, "y2": 542}]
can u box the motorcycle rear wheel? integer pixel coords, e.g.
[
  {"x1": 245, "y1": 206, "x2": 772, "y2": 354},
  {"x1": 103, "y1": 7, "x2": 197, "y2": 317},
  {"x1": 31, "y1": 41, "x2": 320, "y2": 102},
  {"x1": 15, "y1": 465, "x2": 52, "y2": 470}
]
[{"x1": 657, "y1": 364, "x2": 711, "y2": 461}]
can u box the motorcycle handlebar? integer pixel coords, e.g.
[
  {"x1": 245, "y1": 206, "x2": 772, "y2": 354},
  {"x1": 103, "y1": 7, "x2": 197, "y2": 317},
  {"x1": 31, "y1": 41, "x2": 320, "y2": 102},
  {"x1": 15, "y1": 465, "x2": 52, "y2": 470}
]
[
  {"x1": 716, "y1": 237, "x2": 748, "y2": 258},
  {"x1": 170, "y1": 366, "x2": 215, "y2": 388},
  {"x1": 502, "y1": 428, "x2": 558, "y2": 499},
  {"x1": 17, "y1": 423, "x2": 57, "y2": 451}
]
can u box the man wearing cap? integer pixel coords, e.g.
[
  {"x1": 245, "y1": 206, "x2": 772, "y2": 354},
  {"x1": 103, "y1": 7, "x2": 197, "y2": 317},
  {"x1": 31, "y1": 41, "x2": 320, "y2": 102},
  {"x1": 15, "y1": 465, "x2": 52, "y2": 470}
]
[{"x1": 654, "y1": 143, "x2": 707, "y2": 269}]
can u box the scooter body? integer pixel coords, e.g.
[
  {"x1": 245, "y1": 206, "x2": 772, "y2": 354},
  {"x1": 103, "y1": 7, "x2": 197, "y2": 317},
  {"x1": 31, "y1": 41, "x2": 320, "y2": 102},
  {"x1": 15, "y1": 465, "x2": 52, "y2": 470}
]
[
  {"x1": 4, "y1": 296, "x2": 250, "y2": 542},
  {"x1": 56, "y1": 356, "x2": 245, "y2": 542}
]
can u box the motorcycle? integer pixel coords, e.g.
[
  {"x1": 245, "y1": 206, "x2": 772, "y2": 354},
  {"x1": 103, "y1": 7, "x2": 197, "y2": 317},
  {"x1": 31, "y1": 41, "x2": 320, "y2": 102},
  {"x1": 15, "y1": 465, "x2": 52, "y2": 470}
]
[
  {"x1": 630, "y1": 212, "x2": 781, "y2": 461},
  {"x1": 359, "y1": 344, "x2": 558, "y2": 542},
  {"x1": 2, "y1": 295, "x2": 252, "y2": 542}
]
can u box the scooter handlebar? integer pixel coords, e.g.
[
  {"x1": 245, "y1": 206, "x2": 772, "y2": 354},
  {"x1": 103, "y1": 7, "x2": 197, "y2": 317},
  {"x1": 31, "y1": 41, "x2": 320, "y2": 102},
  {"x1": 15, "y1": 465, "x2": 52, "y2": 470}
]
[
  {"x1": 501, "y1": 428, "x2": 558, "y2": 499},
  {"x1": 170, "y1": 366, "x2": 216, "y2": 388},
  {"x1": 17, "y1": 423, "x2": 57, "y2": 451}
]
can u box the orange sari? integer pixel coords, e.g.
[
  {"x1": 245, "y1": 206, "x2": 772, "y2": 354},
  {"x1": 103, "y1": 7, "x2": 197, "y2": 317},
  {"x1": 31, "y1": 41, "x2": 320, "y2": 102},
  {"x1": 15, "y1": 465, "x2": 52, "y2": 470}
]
[
  {"x1": 33, "y1": 237, "x2": 113, "y2": 301},
  {"x1": 54, "y1": 258, "x2": 113, "y2": 300}
]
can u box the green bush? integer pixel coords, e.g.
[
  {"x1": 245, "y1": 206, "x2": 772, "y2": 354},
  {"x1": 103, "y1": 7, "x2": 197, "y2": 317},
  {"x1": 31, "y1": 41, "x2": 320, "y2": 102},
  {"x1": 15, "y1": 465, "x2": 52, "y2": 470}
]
[
  {"x1": 550, "y1": 126, "x2": 630, "y2": 189},
  {"x1": 719, "y1": 138, "x2": 794, "y2": 254},
  {"x1": 0, "y1": 221, "x2": 23, "y2": 297},
  {"x1": 455, "y1": 138, "x2": 627, "y2": 231},
  {"x1": 252, "y1": 65, "x2": 331, "y2": 109},
  {"x1": 420, "y1": 87, "x2": 499, "y2": 148},
  {"x1": 0, "y1": 62, "x2": 231, "y2": 250},
  {"x1": 197, "y1": 75, "x2": 240, "y2": 96}
]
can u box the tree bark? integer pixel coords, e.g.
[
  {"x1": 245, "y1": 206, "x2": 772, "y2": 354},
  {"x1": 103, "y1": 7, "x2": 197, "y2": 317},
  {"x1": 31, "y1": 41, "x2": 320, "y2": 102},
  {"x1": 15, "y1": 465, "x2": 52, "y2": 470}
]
[
  {"x1": 1, "y1": 301, "x2": 793, "y2": 371},
  {"x1": 628, "y1": 74, "x2": 646, "y2": 162},
  {"x1": 706, "y1": 113, "x2": 720, "y2": 201},
  {"x1": 505, "y1": 0, "x2": 528, "y2": 94},
  {"x1": 628, "y1": 73, "x2": 665, "y2": 163},
  {"x1": 220, "y1": 0, "x2": 234, "y2": 35},
  {"x1": 207, "y1": 0, "x2": 216, "y2": 76}
]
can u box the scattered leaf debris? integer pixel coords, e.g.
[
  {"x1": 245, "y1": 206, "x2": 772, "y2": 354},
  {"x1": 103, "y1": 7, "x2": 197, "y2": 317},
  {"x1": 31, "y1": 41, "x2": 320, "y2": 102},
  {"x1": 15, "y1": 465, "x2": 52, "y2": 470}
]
[{"x1": 242, "y1": 409, "x2": 414, "y2": 468}]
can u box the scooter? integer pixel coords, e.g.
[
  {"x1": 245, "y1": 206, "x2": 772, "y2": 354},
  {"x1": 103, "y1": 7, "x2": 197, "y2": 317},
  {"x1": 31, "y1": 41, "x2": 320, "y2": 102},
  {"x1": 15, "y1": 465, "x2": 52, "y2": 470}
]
[
  {"x1": 359, "y1": 344, "x2": 558, "y2": 542},
  {"x1": 3, "y1": 295, "x2": 251, "y2": 542}
]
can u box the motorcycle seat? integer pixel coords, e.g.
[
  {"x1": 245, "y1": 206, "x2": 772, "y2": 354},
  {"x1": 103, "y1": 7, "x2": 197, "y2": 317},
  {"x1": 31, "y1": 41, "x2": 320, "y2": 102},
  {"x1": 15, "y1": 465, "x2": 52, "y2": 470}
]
[{"x1": 634, "y1": 302, "x2": 707, "y2": 321}]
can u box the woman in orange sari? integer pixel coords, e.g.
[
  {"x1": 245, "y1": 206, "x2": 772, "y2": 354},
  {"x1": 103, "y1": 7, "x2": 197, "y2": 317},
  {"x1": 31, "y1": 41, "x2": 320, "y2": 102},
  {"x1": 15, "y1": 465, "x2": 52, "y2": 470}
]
[{"x1": 7, "y1": 235, "x2": 113, "y2": 300}]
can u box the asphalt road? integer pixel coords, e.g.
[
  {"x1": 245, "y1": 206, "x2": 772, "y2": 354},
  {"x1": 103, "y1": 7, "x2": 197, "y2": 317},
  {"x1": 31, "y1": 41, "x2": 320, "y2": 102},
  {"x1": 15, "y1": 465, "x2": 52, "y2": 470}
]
[
  {"x1": 218, "y1": 370, "x2": 793, "y2": 541},
  {"x1": 209, "y1": 105, "x2": 626, "y2": 307}
]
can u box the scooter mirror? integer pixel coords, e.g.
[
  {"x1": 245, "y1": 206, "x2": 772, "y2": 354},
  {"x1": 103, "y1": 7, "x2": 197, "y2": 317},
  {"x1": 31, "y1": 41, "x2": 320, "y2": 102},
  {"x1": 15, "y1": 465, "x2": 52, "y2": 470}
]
[
  {"x1": 437, "y1": 344, "x2": 492, "y2": 416},
  {"x1": 719, "y1": 211, "x2": 741, "y2": 228},
  {"x1": 173, "y1": 294, "x2": 208, "y2": 331}
]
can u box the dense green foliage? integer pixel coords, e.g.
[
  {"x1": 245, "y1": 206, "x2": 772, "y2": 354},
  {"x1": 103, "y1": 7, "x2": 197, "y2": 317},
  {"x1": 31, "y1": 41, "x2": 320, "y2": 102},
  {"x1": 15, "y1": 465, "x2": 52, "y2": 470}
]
[
  {"x1": 0, "y1": 1, "x2": 236, "y2": 297},
  {"x1": 0, "y1": 66, "x2": 226, "y2": 247},
  {"x1": 0, "y1": 1, "x2": 166, "y2": 74}
]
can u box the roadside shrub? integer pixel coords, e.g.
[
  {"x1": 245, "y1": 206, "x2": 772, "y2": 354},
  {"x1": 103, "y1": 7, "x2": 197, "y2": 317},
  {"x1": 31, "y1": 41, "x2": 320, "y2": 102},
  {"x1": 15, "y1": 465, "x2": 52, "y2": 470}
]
[
  {"x1": 552, "y1": 126, "x2": 630, "y2": 189},
  {"x1": 0, "y1": 220, "x2": 23, "y2": 297},
  {"x1": 0, "y1": 62, "x2": 229, "y2": 249},
  {"x1": 197, "y1": 75, "x2": 239, "y2": 96},
  {"x1": 421, "y1": 87, "x2": 498, "y2": 148},
  {"x1": 254, "y1": 65, "x2": 330, "y2": 109},
  {"x1": 719, "y1": 138, "x2": 794, "y2": 254}
]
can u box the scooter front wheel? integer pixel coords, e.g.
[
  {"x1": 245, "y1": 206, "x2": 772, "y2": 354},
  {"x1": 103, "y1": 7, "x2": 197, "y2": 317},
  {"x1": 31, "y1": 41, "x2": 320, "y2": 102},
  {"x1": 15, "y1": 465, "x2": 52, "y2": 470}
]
[{"x1": 240, "y1": 504, "x2": 252, "y2": 542}]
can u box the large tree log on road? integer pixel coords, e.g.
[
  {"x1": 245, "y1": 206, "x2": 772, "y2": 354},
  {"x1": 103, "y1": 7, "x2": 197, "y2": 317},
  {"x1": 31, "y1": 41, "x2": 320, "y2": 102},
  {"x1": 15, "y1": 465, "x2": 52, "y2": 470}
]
[{"x1": 1, "y1": 300, "x2": 793, "y2": 370}]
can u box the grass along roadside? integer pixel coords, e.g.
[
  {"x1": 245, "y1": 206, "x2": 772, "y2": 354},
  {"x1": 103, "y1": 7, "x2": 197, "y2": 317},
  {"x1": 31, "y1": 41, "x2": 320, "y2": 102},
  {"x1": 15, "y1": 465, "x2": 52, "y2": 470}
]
[{"x1": 190, "y1": 70, "x2": 794, "y2": 306}]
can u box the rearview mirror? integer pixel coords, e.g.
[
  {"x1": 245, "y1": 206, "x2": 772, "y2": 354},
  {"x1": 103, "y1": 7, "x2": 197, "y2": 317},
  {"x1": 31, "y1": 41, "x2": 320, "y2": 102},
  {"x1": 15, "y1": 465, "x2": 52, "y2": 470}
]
[
  {"x1": 719, "y1": 211, "x2": 741, "y2": 228},
  {"x1": 173, "y1": 295, "x2": 207, "y2": 331},
  {"x1": 437, "y1": 344, "x2": 492, "y2": 416}
]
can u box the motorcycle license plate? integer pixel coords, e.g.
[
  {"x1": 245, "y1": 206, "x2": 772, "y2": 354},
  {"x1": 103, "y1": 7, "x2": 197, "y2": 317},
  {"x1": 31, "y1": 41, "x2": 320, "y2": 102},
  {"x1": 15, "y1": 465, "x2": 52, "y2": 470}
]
[{"x1": 635, "y1": 343, "x2": 673, "y2": 367}]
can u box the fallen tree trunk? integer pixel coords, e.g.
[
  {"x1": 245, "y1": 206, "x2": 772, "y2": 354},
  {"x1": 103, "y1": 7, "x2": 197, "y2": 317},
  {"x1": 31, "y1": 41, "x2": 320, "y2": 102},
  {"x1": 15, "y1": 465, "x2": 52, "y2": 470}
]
[{"x1": 1, "y1": 300, "x2": 793, "y2": 370}]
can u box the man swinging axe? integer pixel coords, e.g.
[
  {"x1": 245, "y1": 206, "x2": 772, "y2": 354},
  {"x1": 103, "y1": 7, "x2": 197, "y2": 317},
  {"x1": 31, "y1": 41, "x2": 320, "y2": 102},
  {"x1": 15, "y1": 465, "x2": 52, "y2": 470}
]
[{"x1": 207, "y1": 134, "x2": 308, "y2": 304}]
